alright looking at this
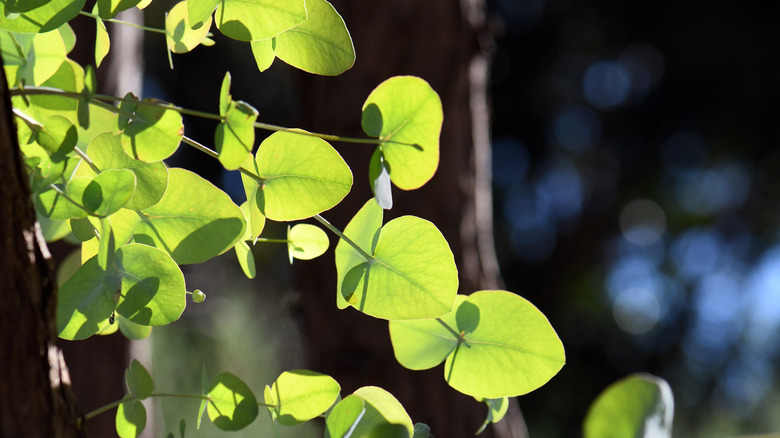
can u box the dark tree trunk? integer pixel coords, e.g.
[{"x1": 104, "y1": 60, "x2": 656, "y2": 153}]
[
  {"x1": 0, "y1": 54, "x2": 84, "y2": 438},
  {"x1": 298, "y1": 1, "x2": 527, "y2": 436}
]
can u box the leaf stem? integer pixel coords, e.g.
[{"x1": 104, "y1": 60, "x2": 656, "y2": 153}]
[
  {"x1": 79, "y1": 11, "x2": 168, "y2": 35},
  {"x1": 180, "y1": 136, "x2": 264, "y2": 184},
  {"x1": 314, "y1": 214, "x2": 373, "y2": 262},
  {"x1": 436, "y1": 318, "x2": 471, "y2": 348},
  {"x1": 73, "y1": 147, "x2": 102, "y2": 174},
  {"x1": 253, "y1": 237, "x2": 290, "y2": 244}
]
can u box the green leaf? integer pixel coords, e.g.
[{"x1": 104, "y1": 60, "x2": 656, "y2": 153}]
[
  {"x1": 58, "y1": 22, "x2": 76, "y2": 53},
  {"x1": 36, "y1": 115, "x2": 77, "y2": 160},
  {"x1": 83, "y1": 169, "x2": 137, "y2": 217},
  {"x1": 187, "y1": 0, "x2": 220, "y2": 29},
  {"x1": 265, "y1": 369, "x2": 340, "y2": 426},
  {"x1": 583, "y1": 373, "x2": 674, "y2": 438},
  {"x1": 413, "y1": 423, "x2": 432, "y2": 438},
  {"x1": 336, "y1": 202, "x2": 458, "y2": 320},
  {"x1": 207, "y1": 372, "x2": 259, "y2": 431},
  {"x1": 197, "y1": 364, "x2": 209, "y2": 429},
  {"x1": 56, "y1": 256, "x2": 114, "y2": 340},
  {"x1": 117, "y1": 315, "x2": 152, "y2": 339},
  {"x1": 97, "y1": 0, "x2": 142, "y2": 19},
  {"x1": 95, "y1": 16, "x2": 110, "y2": 67},
  {"x1": 79, "y1": 132, "x2": 169, "y2": 211},
  {"x1": 214, "y1": 0, "x2": 307, "y2": 41},
  {"x1": 441, "y1": 290, "x2": 565, "y2": 398},
  {"x1": 120, "y1": 99, "x2": 184, "y2": 162},
  {"x1": 216, "y1": 101, "x2": 257, "y2": 170},
  {"x1": 272, "y1": 0, "x2": 354, "y2": 76},
  {"x1": 254, "y1": 131, "x2": 352, "y2": 221},
  {"x1": 334, "y1": 198, "x2": 383, "y2": 310},
  {"x1": 116, "y1": 398, "x2": 147, "y2": 438},
  {"x1": 2, "y1": 0, "x2": 50, "y2": 14},
  {"x1": 37, "y1": 214, "x2": 70, "y2": 242},
  {"x1": 97, "y1": 217, "x2": 115, "y2": 270},
  {"x1": 70, "y1": 217, "x2": 97, "y2": 242},
  {"x1": 362, "y1": 76, "x2": 443, "y2": 190},
  {"x1": 388, "y1": 295, "x2": 467, "y2": 370},
  {"x1": 133, "y1": 168, "x2": 245, "y2": 264},
  {"x1": 125, "y1": 359, "x2": 154, "y2": 399},
  {"x1": 114, "y1": 243, "x2": 187, "y2": 326},
  {"x1": 165, "y1": 0, "x2": 212, "y2": 54},
  {"x1": 0, "y1": 30, "x2": 67, "y2": 85},
  {"x1": 219, "y1": 71, "x2": 232, "y2": 115},
  {"x1": 240, "y1": 197, "x2": 265, "y2": 240},
  {"x1": 234, "y1": 240, "x2": 256, "y2": 279},
  {"x1": 0, "y1": 0, "x2": 85, "y2": 33},
  {"x1": 287, "y1": 223, "x2": 329, "y2": 263},
  {"x1": 250, "y1": 39, "x2": 274, "y2": 72},
  {"x1": 325, "y1": 395, "x2": 365, "y2": 438},
  {"x1": 368, "y1": 149, "x2": 392, "y2": 210},
  {"x1": 345, "y1": 386, "x2": 414, "y2": 438},
  {"x1": 475, "y1": 398, "x2": 509, "y2": 435}
]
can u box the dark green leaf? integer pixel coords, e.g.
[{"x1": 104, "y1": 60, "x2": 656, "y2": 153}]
[{"x1": 125, "y1": 359, "x2": 154, "y2": 399}]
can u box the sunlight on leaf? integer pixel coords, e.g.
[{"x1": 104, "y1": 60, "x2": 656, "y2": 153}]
[
  {"x1": 287, "y1": 223, "x2": 329, "y2": 263},
  {"x1": 214, "y1": 0, "x2": 306, "y2": 41},
  {"x1": 265, "y1": 369, "x2": 340, "y2": 426},
  {"x1": 165, "y1": 1, "x2": 212, "y2": 54},
  {"x1": 207, "y1": 372, "x2": 259, "y2": 431},
  {"x1": 116, "y1": 398, "x2": 146, "y2": 438}
]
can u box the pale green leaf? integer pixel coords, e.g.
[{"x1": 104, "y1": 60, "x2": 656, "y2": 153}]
[
  {"x1": 37, "y1": 214, "x2": 70, "y2": 242},
  {"x1": 254, "y1": 131, "x2": 352, "y2": 221},
  {"x1": 207, "y1": 373, "x2": 259, "y2": 431},
  {"x1": 133, "y1": 168, "x2": 245, "y2": 264},
  {"x1": 188, "y1": 0, "x2": 220, "y2": 29},
  {"x1": 272, "y1": 0, "x2": 354, "y2": 75},
  {"x1": 348, "y1": 386, "x2": 414, "y2": 438},
  {"x1": 250, "y1": 39, "x2": 274, "y2": 71},
  {"x1": 216, "y1": 101, "x2": 257, "y2": 170},
  {"x1": 165, "y1": 0, "x2": 212, "y2": 53},
  {"x1": 239, "y1": 196, "x2": 265, "y2": 240},
  {"x1": 0, "y1": 30, "x2": 67, "y2": 85},
  {"x1": 95, "y1": 16, "x2": 110, "y2": 67},
  {"x1": 475, "y1": 398, "x2": 509, "y2": 435},
  {"x1": 117, "y1": 315, "x2": 152, "y2": 339},
  {"x1": 0, "y1": 0, "x2": 85, "y2": 33},
  {"x1": 36, "y1": 114, "x2": 76, "y2": 160},
  {"x1": 58, "y1": 23, "x2": 76, "y2": 53},
  {"x1": 362, "y1": 76, "x2": 443, "y2": 190},
  {"x1": 334, "y1": 198, "x2": 383, "y2": 310},
  {"x1": 214, "y1": 0, "x2": 306, "y2": 41},
  {"x1": 56, "y1": 256, "x2": 114, "y2": 340},
  {"x1": 266, "y1": 369, "x2": 340, "y2": 426},
  {"x1": 116, "y1": 398, "x2": 146, "y2": 438},
  {"x1": 97, "y1": 0, "x2": 142, "y2": 19},
  {"x1": 443, "y1": 290, "x2": 565, "y2": 398},
  {"x1": 325, "y1": 395, "x2": 365, "y2": 438},
  {"x1": 339, "y1": 214, "x2": 458, "y2": 320},
  {"x1": 121, "y1": 99, "x2": 183, "y2": 162},
  {"x1": 83, "y1": 169, "x2": 137, "y2": 217},
  {"x1": 97, "y1": 217, "x2": 115, "y2": 270},
  {"x1": 583, "y1": 374, "x2": 674, "y2": 438},
  {"x1": 234, "y1": 240, "x2": 256, "y2": 279},
  {"x1": 125, "y1": 359, "x2": 154, "y2": 399},
  {"x1": 287, "y1": 223, "x2": 329, "y2": 263},
  {"x1": 114, "y1": 243, "x2": 187, "y2": 326}
]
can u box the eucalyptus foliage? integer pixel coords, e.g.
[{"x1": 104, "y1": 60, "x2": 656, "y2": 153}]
[{"x1": 1, "y1": 0, "x2": 581, "y2": 436}]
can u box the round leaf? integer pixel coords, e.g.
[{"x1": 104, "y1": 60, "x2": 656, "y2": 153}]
[
  {"x1": 325, "y1": 395, "x2": 365, "y2": 438},
  {"x1": 272, "y1": 0, "x2": 355, "y2": 76},
  {"x1": 165, "y1": 1, "x2": 212, "y2": 53},
  {"x1": 187, "y1": 0, "x2": 220, "y2": 29},
  {"x1": 214, "y1": 0, "x2": 306, "y2": 41},
  {"x1": 56, "y1": 256, "x2": 114, "y2": 340},
  {"x1": 350, "y1": 386, "x2": 414, "y2": 438},
  {"x1": 207, "y1": 373, "x2": 259, "y2": 431},
  {"x1": 266, "y1": 369, "x2": 340, "y2": 426},
  {"x1": 133, "y1": 168, "x2": 246, "y2": 264},
  {"x1": 287, "y1": 223, "x2": 329, "y2": 263},
  {"x1": 255, "y1": 131, "x2": 352, "y2": 221},
  {"x1": 334, "y1": 198, "x2": 383, "y2": 310},
  {"x1": 83, "y1": 169, "x2": 136, "y2": 217},
  {"x1": 114, "y1": 243, "x2": 186, "y2": 326},
  {"x1": 120, "y1": 99, "x2": 183, "y2": 162},
  {"x1": 584, "y1": 374, "x2": 674, "y2": 438},
  {"x1": 443, "y1": 290, "x2": 566, "y2": 398},
  {"x1": 36, "y1": 115, "x2": 77, "y2": 160},
  {"x1": 125, "y1": 359, "x2": 154, "y2": 399},
  {"x1": 341, "y1": 215, "x2": 458, "y2": 320},
  {"x1": 362, "y1": 76, "x2": 443, "y2": 190},
  {"x1": 116, "y1": 399, "x2": 146, "y2": 438}
]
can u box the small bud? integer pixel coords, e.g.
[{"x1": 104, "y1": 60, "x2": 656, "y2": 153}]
[{"x1": 192, "y1": 289, "x2": 206, "y2": 303}]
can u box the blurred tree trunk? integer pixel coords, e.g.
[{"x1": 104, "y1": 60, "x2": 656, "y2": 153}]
[
  {"x1": 0, "y1": 53, "x2": 83, "y2": 438},
  {"x1": 298, "y1": 1, "x2": 527, "y2": 436}
]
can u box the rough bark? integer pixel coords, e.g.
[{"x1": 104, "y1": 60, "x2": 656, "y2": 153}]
[
  {"x1": 0, "y1": 53, "x2": 84, "y2": 438},
  {"x1": 297, "y1": 1, "x2": 525, "y2": 436}
]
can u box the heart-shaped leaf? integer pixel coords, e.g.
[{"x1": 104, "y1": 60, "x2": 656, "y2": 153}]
[
  {"x1": 265, "y1": 369, "x2": 340, "y2": 426},
  {"x1": 335, "y1": 199, "x2": 458, "y2": 320},
  {"x1": 253, "y1": 131, "x2": 352, "y2": 221},
  {"x1": 207, "y1": 373, "x2": 258, "y2": 431},
  {"x1": 362, "y1": 76, "x2": 443, "y2": 190},
  {"x1": 272, "y1": 0, "x2": 354, "y2": 76},
  {"x1": 133, "y1": 168, "x2": 245, "y2": 265}
]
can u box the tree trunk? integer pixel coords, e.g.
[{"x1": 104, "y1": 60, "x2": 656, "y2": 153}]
[
  {"x1": 297, "y1": 1, "x2": 526, "y2": 436},
  {"x1": 0, "y1": 54, "x2": 83, "y2": 437}
]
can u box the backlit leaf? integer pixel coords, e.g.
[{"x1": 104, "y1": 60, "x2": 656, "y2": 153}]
[
  {"x1": 165, "y1": 0, "x2": 212, "y2": 54},
  {"x1": 95, "y1": 16, "x2": 110, "y2": 67},
  {"x1": 116, "y1": 398, "x2": 146, "y2": 438},
  {"x1": 234, "y1": 240, "x2": 256, "y2": 279},
  {"x1": 287, "y1": 223, "x2": 329, "y2": 263},
  {"x1": 97, "y1": 0, "x2": 142, "y2": 19},
  {"x1": 56, "y1": 256, "x2": 114, "y2": 340},
  {"x1": 0, "y1": 30, "x2": 67, "y2": 85},
  {"x1": 125, "y1": 359, "x2": 154, "y2": 399},
  {"x1": 207, "y1": 373, "x2": 258, "y2": 431},
  {"x1": 83, "y1": 169, "x2": 136, "y2": 217},
  {"x1": 250, "y1": 39, "x2": 274, "y2": 72},
  {"x1": 0, "y1": 0, "x2": 85, "y2": 33},
  {"x1": 187, "y1": 0, "x2": 220, "y2": 29},
  {"x1": 325, "y1": 395, "x2": 365, "y2": 438},
  {"x1": 265, "y1": 369, "x2": 340, "y2": 426},
  {"x1": 362, "y1": 76, "x2": 443, "y2": 190},
  {"x1": 214, "y1": 0, "x2": 306, "y2": 41},
  {"x1": 216, "y1": 101, "x2": 257, "y2": 170},
  {"x1": 120, "y1": 99, "x2": 183, "y2": 162}
]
